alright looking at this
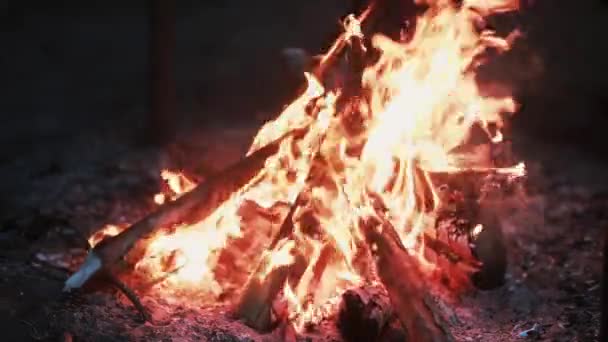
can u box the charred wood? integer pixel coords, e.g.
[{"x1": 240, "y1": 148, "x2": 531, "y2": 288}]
[
  {"x1": 234, "y1": 246, "x2": 307, "y2": 332},
  {"x1": 234, "y1": 261, "x2": 290, "y2": 332},
  {"x1": 235, "y1": 130, "x2": 332, "y2": 331},
  {"x1": 64, "y1": 130, "x2": 303, "y2": 292},
  {"x1": 423, "y1": 233, "x2": 481, "y2": 272},
  {"x1": 337, "y1": 286, "x2": 396, "y2": 342},
  {"x1": 361, "y1": 193, "x2": 454, "y2": 342},
  {"x1": 233, "y1": 192, "x2": 309, "y2": 331},
  {"x1": 469, "y1": 202, "x2": 508, "y2": 290},
  {"x1": 104, "y1": 273, "x2": 151, "y2": 323}
]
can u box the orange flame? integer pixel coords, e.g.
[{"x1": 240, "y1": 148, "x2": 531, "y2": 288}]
[
  {"x1": 153, "y1": 170, "x2": 197, "y2": 205},
  {"x1": 88, "y1": 224, "x2": 124, "y2": 248},
  {"x1": 89, "y1": 0, "x2": 525, "y2": 331}
]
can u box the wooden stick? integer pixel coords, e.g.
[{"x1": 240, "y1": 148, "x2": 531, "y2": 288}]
[
  {"x1": 234, "y1": 195, "x2": 307, "y2": 331},
  {"x1": 361, "y1": 194, "x2": 454, "y2": 342},
  {"x1": 234, "y1": 252, "x2": 305, "y2": 332},
  {"x1": 105, "y1": 273, "x2": 151, "y2": 323},
  {"x1": 235, "y1": 126, "x2": 330, "y2": 330},
  {"x1": 423, "y1": 233, "x2": 481, "y2": 272},
  {"x1": 314, "y1": 2, "x2": 376, "y2": 79},
  {"x1": 64, "y1": 130, "x2": 302, "y2": 292},
  {"x1": 337, "y1": 286, "x2": 396, "y2": 342}
]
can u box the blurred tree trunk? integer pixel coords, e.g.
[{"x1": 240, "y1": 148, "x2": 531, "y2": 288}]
[
  {"x1": 147, "y1": 0, "x2": 176, "y2": 146},
  {"x1": 601, "y1": 227, "x2": 608, "y2": 340}
]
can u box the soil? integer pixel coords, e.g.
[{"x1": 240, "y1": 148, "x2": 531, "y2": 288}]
[{"x1": 0, "y1": 123, "x2": 606, "y2": 341}]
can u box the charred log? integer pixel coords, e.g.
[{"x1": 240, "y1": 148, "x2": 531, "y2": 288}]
[
  {"x1": 234, "y1": 259, "x2": 292, "y2": 332},
  {"x1": 423, "y1": 233, "x2": 481, "y2": 271},
  {"x1": 64, "y1": 130, "x2": 303, "y2": 292},
  {"x1": 337, "y1": 286, "x2": 396, "y2": 342},
  {"x1": 233, "y1": 202, "x2": 305, "y2": 331},
  {"x1": 235, "y1": 133, "x2": 332, "y2": 331},
  {"x1": 469, "y1": 202, "x2": 508, "y2": 290},
  {"x1": 361, "y1": 193, "x2": 454, "y2": 342}
]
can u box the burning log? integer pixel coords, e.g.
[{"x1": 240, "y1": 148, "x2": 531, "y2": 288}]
[
  {"x1": 337, "y1": 286, "x2": 396, "y2": 342},
  {"x1": 63, "y1": 130, "x2": 304, "y2": 292},
  {"x1": 469, "y1": 201, "x2": 508, "y2": 290},
  {"x1": 423, "y1": 233, "x2": 481, "y2": 272},
  {"x1": 60, "y1": 1, "x2": 525, "y2": 339},
  {"x1": 364, "y1": 225, "x2": 454, "y2": 341},
  {"x1": 233, "y1": 252, "x2": 298, "y2": 332},
  {"x1": 235, "y1": 133, "x2": 331, "y2": 330},
  {"x1": 361, "y1": 193, "x2": 454, "y2": 342},
  {"x1": 234, "y1": 189, "x2": 310, "y2": 331}
]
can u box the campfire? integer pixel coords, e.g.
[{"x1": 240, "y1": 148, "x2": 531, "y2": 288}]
[{"x1": 65, "y1": 0, "x2": 526, "y2": 340}]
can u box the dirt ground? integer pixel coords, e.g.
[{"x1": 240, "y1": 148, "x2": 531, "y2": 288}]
[
  {"x1": 0, "y1": 125, "x2": 606, "y2": 342},
  {"x1": 1, "y1": 1, "x2": 608, "y2": 341}
]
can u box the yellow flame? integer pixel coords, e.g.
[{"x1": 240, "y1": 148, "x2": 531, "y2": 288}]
[
  {"x1": 87, "y1": 0, "x2": 525, "y2": 329},
  {"x1": 88, "y1": 224, "x2": 124, "y2": 247},
  {"x1": 154, "y1": 170, "x2": 197, "y2": 204}
]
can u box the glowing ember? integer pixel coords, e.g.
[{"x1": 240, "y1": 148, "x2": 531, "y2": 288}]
[{"x1": 89, "y1": 0, "x2": 525, "y2": 332}]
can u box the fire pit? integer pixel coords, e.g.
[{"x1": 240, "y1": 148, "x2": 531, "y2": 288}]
[{"x1": 63, "y1": 0, "x2": 526, "y2": 340}]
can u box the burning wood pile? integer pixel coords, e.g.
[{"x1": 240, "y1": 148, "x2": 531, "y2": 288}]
[{"x1": 64, "y1": 0, "x2": 526, "y2": 340}]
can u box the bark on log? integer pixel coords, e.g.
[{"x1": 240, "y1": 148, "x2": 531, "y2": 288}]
[
  {"x1": 361, "y1": 194, "x2": 454, "y2": 342},
  {"x1": 64, "y1": 130, "x2": 302, "y2": 292},
  {"x1": 235, "y1": 137, "x2": 330, "y2": 330},
  {"x1": 469, "y1": 201, "x2": 508, "y2": 290},
  {"x1": 234, "y1": 260, "x2": 292, "y2": 332},
  {"x1": 234, "y1": 247, "x2": 307, "y2": 332},
  {"x1": 337, "y1": 286, "x2": 396, "y2": 342},
  {"x1": 234, "y1": 196, "x2": 308, "y2": 331},
  {"x1": 423, "y1": 233, "x2": 481, "y2": 272}
]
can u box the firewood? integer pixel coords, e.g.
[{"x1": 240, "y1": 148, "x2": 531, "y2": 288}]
[
  {"x1": 337, "y1": 286, "x2": 395, "y2": 342},
  {"x1": 361, "y1": 193, "x2": 454, "y2": 342},
  {"x1": 234, "y1": 261, "x2": 291, "y2": 332},
  {"x1": 379, "y1": 318, "x2": 410, "y2": 342},
  {"x1": 469, "y1": 201, "x2": 507, "y2": 290},
  {"x1": 104, "y1": 273, "x2": 151, "y2": 323},
  {"x1": 235, "y1": 134, "x2": 331, "y2": 330},
  {"x1": 234, "y1": 245, "x2": 307, "y2": 332},
  {"x1": 234, "y1": 195, "x2": 308, "y2": 331},
  {"x1": 314, "y1": 3, "x2": 375, "y2": 79},
  {"x1": 63, "y1": 129, "x2": 303, "y2": 292},
  {"x1": 423, "y1": 233, "x2": 481, "y2": 272}
]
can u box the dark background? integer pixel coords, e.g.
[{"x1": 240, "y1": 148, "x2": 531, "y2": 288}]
[
  {"x1": 0, "y1": 0, "x2": 607, "y2": 156},
  {"x1": 1, "y1": 0, "x2": 607, "y2": 231}
]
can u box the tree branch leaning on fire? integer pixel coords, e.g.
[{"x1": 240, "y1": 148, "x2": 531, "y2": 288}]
[{"x1": 283, "y1": 0, "x2": 422, "y2": 88}]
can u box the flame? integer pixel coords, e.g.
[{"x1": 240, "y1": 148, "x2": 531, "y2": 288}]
[
  {"x1": 472, "y1": 223, "x2": 484, "y2": 239},
  {"x1": 88, "y1": 224, "x2": 124, "y2": 247},
  {"x1": 88, "y1": 0, "x2": 525, "y2": 331},
  {"x1": 153, "y1": 170, "x2": 197, "y2": 205}
]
